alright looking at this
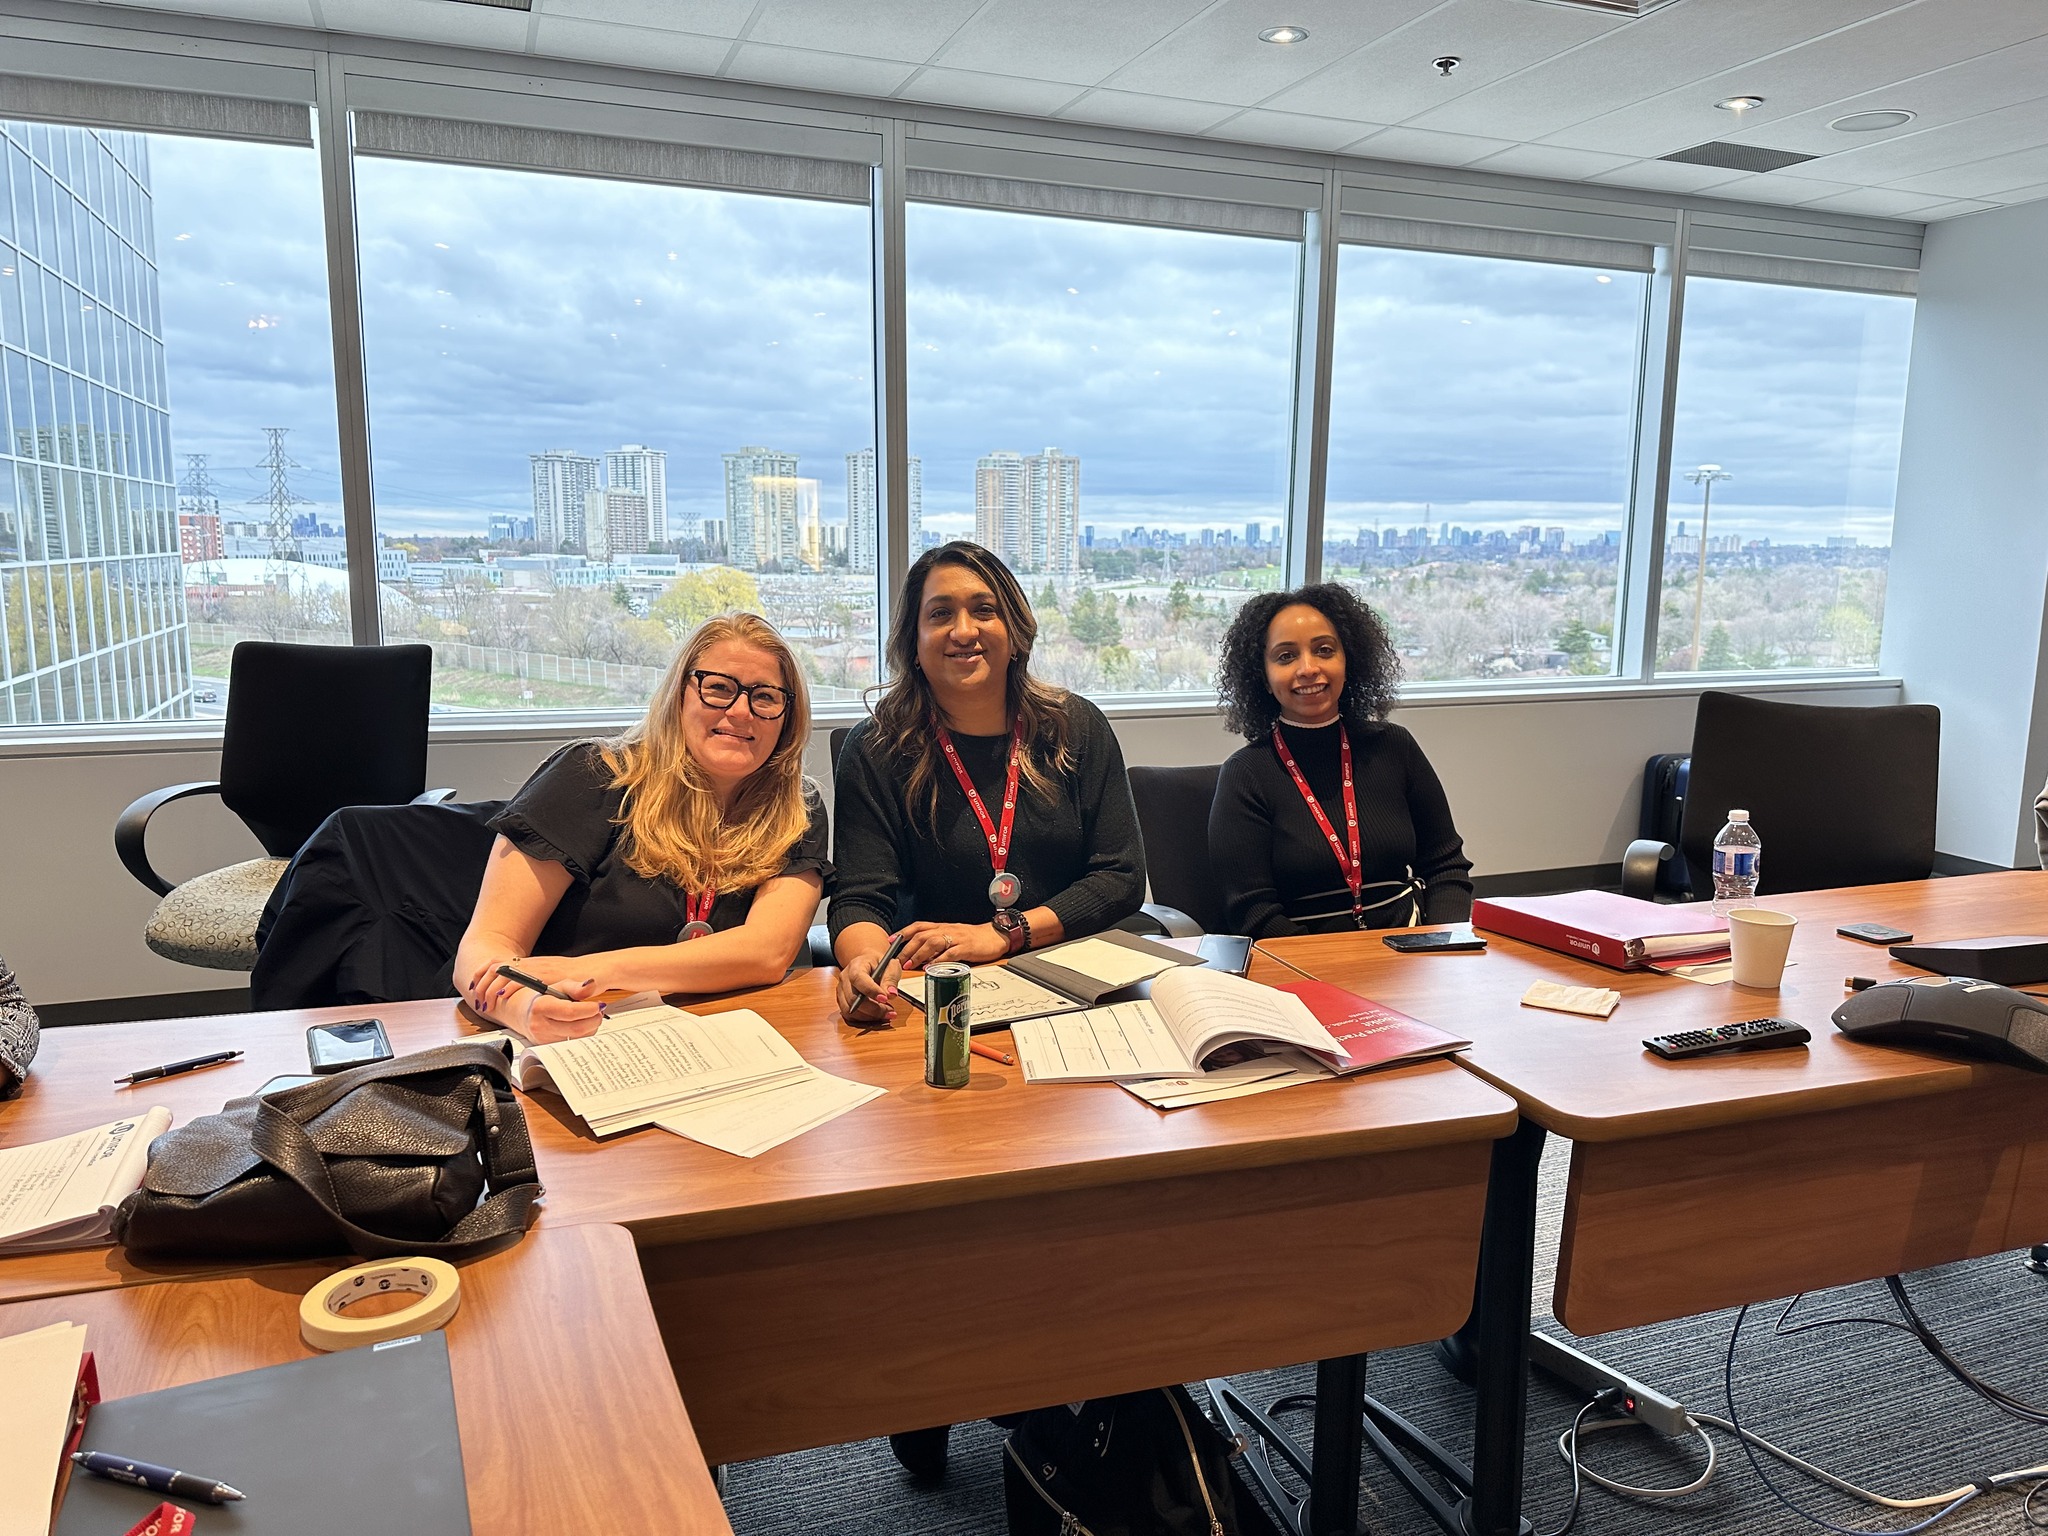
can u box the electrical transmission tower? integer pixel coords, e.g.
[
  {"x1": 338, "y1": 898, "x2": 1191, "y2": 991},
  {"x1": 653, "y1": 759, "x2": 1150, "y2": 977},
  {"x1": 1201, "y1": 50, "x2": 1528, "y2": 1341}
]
[
  {"x1": 250, "y1": 427, "x2": 311, "y2": 563},
  {"x1": 178, "y1": 453, "x2": 219, "y2": 520}
]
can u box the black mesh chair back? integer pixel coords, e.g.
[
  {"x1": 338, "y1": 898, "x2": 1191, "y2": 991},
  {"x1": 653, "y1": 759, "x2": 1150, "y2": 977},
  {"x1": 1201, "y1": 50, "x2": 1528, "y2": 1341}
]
[
  {"x1": 829, "y1": 726, "x2": 852, "y2": 775},
  {"x1": 1128, "y1": 764, "x2": 1227, "y2": 935},
  {"x1": 219, "y1": 642, "x2": 435, "y2": 858},
  {"x1": 1677, "y1": 690, "x2": 1940, "y2": 898}
]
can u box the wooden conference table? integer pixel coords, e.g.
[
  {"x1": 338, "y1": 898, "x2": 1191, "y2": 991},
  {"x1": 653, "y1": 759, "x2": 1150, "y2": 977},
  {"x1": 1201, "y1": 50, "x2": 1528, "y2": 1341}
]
[
  {"x1": 1259, "y1": 869, "x2": 2048, "y2": 1536},
  {"x1": 0, "y1": 966, "x2": 1519, "y2": 1535}
]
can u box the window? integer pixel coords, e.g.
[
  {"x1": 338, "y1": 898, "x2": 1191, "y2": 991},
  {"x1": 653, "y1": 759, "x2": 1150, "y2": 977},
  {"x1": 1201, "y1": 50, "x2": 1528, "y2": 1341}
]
[
  {"x1": 1322, "y1": 245, "x2": 1648, "y2": 684},
  {"x1": 905, "y1": 202, "x2": 1296, "y2": 695},
  {"x1": 0, "y1": 122, "x2": 340, "y2": 725},
  {"x1": 352, "y1": 157, "x2": 876, "y2": 713},
  {"x1": 1659, "y1": 277, "x2": 1913, "y2": 674}
]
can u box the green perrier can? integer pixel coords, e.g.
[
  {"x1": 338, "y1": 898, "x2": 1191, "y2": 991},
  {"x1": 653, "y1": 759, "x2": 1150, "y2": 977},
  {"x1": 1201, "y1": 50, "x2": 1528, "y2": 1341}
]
[{"x1": 923, "y1": 961, "x2": 972, "y2": 1089}]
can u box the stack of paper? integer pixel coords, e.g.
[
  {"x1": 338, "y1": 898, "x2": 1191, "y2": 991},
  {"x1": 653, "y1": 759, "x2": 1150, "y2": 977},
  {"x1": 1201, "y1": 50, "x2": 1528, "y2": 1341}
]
[
  {"x1": 509, "y1": 1001, "x2": 881, "y2": 1157},
  {"x1": 0, "y1": 1108, "x2": 172, "y2": 1254},
  {"x1": 1120, "y1": 1050, "x2": 1334, "y2": 1109},
  {"x1": 0, "y1": 1321, "x2": 89, "y2": 1534}
]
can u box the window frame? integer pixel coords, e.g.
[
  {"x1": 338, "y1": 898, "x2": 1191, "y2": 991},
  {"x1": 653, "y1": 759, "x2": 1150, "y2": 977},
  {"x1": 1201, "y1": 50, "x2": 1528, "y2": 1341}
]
[{"x1": 0, "y1": 14, "x2": 1923, "y2": 742}]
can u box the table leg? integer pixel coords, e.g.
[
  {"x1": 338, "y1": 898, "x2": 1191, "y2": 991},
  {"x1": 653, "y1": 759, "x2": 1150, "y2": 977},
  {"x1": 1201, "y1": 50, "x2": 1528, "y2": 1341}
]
[
  {"x1": 1307, "y1": 1354, "x2": 1367, "y2": 1536},
  {"x1": 1460, "y1": 1119, "x2": 1546, "y2": 1536}
]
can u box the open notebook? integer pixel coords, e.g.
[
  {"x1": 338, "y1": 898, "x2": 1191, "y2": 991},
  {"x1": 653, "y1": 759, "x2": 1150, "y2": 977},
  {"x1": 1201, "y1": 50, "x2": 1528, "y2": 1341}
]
[{"x1": 1009, "y1": 968, "x2": 1345, "y2": 1083}]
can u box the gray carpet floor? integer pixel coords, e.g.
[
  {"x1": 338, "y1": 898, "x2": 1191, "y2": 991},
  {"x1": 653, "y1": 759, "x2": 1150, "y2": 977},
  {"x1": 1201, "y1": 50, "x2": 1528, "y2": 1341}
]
[{"x1": 724, "y1": 1139, "x2": 2048, "y2": 1535}]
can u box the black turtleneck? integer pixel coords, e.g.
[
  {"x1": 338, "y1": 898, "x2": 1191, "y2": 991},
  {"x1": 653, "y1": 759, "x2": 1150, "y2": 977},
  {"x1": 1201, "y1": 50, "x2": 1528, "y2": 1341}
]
[{"x1": 1208, "y1": 718, "x2": 1473, "y2": 938}]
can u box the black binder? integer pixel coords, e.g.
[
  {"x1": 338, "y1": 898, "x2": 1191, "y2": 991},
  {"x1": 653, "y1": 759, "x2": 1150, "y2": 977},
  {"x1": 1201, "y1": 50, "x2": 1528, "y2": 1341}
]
[{"x1": 55, "y1": 1331, "x2": 471, "y2": 1535}]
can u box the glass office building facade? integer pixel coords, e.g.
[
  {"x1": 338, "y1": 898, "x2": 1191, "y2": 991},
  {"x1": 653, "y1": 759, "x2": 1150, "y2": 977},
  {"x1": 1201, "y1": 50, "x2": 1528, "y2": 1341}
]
[{"x1": 0, "y1": 120, "x2": 189, "y2": 726}]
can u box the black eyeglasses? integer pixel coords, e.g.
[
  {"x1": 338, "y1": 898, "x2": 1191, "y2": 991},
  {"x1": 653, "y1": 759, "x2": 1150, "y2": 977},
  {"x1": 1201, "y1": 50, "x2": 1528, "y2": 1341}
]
[{"x1": 689, "y1": 669, "x2": 792, "y2": 719}]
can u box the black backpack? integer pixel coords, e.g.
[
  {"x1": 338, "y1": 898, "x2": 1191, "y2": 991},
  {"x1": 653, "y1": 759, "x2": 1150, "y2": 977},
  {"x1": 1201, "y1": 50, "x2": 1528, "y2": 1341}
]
[{"x1": 1002, "y1": 1386, "x2": 1283, "y2": 1536}]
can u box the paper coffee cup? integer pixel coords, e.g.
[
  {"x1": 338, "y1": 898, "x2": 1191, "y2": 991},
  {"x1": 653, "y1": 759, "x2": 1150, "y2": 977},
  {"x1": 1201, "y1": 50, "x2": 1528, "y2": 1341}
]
[{"x1": 1728, "y1": 908, "x2": 1797, "y2": 988}]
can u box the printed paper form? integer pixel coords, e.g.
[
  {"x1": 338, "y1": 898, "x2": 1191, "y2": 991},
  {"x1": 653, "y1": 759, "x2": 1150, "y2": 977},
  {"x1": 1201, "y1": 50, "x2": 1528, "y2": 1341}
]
[
  {"x1": 1150, "y1": 968, "x2": 1341, "y2": 1065},
  {"x1": 0, "y1": 1107, "x2": 173, "y2": 1252},
  {"x1": 656, "y1": 1068, "x2": 884, "y2": 1158},
  {"x1": 0, "y1": 1321, "x2": 88, "y2": 1536},
  {"x1": 1121, "y1": 1051, "x2": 1332, "y2": 1110},
  {"x1": 1013, "y1": 1001, "x2": 1190, "y2": 1081},
  {"x1": 898, "y1": 964, "x2": 1084, "y2": 1026},
  {"x1": 1040, "y1": 937, "x2": 1181, "y2": 990},
  {"x1": 521, "y1": 1010, "x2": 809, "y2": 1132}
]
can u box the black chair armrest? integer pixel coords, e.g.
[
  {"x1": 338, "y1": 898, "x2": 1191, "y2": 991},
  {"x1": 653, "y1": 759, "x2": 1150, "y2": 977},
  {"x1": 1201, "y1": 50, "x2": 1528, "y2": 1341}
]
[
  {"x1": 807, "y1": 922, "x2": 837, "y2": 969},
  {"x1": 1138, "y1": 902, "x2": 1204, "y2": 939},
  {"x1": 412, "y1": 787, "x2": 459, "y2": 805},
  {"x1": 114, "y1": 782, "x2": 224, "y2": 897},
  {"x1": 1620, "y1": 838, "x2": 1675, "y2": 903}
]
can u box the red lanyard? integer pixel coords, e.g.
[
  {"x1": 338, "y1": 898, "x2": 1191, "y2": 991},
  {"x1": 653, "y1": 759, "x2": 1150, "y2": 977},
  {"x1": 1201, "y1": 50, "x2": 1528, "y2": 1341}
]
[
  {"x1": 685, "y1": 890, "x2": 716, "y2": 927},
  {"x1": 1271, "y1": 725, "x2": 1362, "y2": 920},
  {"x1": 937, "y1": 718, "x2": 1024, "y2": 876}
]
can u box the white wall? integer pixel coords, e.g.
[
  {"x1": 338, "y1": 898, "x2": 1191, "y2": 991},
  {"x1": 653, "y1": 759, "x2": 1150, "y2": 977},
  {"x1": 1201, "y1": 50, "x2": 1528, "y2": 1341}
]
[
  {"x1": 0, "y1": 677, "x2": 1896, "y2": 1008},
  {"x1": 1884, "y1": 197, "x2": 2048, "y2": 869}
]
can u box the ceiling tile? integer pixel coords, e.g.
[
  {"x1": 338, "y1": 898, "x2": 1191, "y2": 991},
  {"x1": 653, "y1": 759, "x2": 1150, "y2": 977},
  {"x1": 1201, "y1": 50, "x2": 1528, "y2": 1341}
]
[
  {"x1": 1892, "y1": 195, "x2": 2003, "y2": 218},
  {"x1": 1415, "y1": 0, "x2": 1895, "y2": 146},
  {"x1": 1885, "y1": 142, "x2": 2048, "y2": 199},
  {"x1": 315, "y1": 0, "x2": 531, "y2": 47},
  {"x1": 537, "y1": 0, "x2": 756, "y2": 36},
  {"x1": 893, "y1": 67, "x2": 1087, "y2": 117},
  {"x1": 1207, "y1": 108, "x2": 1384, "y2": 152},
  {"x1": 742, "y1": 0, "x2": 985, "y2": 65},
  {"x1": 1807, "y1": 94, "x2": 2048, "y2": 186},
  {"x1": 1055, "y1": 89, "x2": 1243, "y2": 136},
  {"x1": 721, "y1": 42, "x2": 919, "y2": 96},
  {"x1": 931, "y1": 0, "x2": 1213, "y2": 88},
  {"x1": 1099, "y1": 0, "x2": 1442, "y2": 109},
  {"x1": 1586, "y1": 158, "x2": 1745, "y2": 194},
  {"x1": 1544, "y1": 0, "x2": 2048, "y2": 159},
  {"x1": 1692, "y1": 173, "x2": 1864, "y2": 207},
  {"x1": 1977, "y1": 182, "x2": 2048, "y2": 209},
  {"x1": 1464, "y1": 143, "x2": 1636, "y2": 180},
  {"x1": 1348, "y1": 125, "x2": 1521, "y2": 167},
  {"x1": 1800, "y1": 186, "x2": 1952, "y2": 217},
  {"x1": 529, "y1": 17, "x2": 734, "y2": 76},
  {"x1": 1261, "y1": 0, "x2": 1619, "y2": 127}
]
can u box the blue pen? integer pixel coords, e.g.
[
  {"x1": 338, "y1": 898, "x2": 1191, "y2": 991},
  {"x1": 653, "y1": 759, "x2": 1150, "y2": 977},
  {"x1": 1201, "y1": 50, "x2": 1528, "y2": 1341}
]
[{"x1": 72, "y1": 1450, "x2": 246, "y2": 1504}]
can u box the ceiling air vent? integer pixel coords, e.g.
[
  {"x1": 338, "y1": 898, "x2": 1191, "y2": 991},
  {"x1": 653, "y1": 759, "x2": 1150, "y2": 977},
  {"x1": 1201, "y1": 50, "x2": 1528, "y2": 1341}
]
[
  {"x1": 1660, "y1": 141, "x2": 1817, "y2": 173},
  {"x1": 1521, "y1": 0, "x2": 1684, "y2": 16}
]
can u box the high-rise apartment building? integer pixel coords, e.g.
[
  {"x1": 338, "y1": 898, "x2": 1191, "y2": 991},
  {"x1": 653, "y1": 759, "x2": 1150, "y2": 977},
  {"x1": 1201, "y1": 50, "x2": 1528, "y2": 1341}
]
[
  {"x1": 584, "y1": 486, "x2": 649, "y2": 562},
  {"x1": 604, "y1": 445, "x2": 668, "y2": 547},
  {"x1": 529, "y1": 450, "x2": 598, "y2": 552},
  {"x1": 974, "y1": 452, "x2": 1027, "y2": 567},
  {"x1": 723, "y1": 446, "x2": 800, "y2": 569},
  {"x1": 0, "y1": 123, "x2": 187, "y2": 725},
  {"x1": 1026, "y1": 447, "x2": 1080, "y2": 576},
  {"x1": 177, "y1": 511, "x2": 222, "y2": 565},
  {"x1": 846, "y1": 448, "x2": 925, "y2": 573}
]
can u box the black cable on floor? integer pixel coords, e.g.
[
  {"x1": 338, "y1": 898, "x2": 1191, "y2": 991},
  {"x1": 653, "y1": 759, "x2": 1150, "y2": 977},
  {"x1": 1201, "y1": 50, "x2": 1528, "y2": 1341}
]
[{"x1": 1885, "y1": 1274, "x2": 2048, "y2": 1426}]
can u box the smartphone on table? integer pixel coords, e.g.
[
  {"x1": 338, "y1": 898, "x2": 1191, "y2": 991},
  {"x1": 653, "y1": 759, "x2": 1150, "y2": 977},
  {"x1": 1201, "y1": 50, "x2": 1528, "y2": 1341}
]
[
  {"x1": 306, "y1": 1018, "x2": 393, "y2": 1074},
  {"x1": 1382, "y1": 926, "x2": 1488, "y2": 954}
]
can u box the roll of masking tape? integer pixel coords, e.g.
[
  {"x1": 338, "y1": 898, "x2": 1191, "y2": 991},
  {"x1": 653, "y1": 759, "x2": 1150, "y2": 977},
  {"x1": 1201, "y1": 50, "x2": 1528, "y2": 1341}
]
[{"x1": 299, "y1": 1256, "x2": 461, "y2": 1351}]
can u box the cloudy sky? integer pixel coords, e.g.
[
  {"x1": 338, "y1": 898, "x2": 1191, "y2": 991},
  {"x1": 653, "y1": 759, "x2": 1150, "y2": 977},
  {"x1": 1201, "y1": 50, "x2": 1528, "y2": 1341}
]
[{"x1": 145, "y1": 133, "x2": 1913, "y2": 549}]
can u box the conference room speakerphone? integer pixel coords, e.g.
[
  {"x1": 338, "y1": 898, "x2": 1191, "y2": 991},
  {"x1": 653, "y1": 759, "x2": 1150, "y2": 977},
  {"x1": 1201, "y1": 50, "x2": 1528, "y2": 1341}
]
[{"x1": 1643, "y1": 1018, "x2": 1811, "y2": 1060}]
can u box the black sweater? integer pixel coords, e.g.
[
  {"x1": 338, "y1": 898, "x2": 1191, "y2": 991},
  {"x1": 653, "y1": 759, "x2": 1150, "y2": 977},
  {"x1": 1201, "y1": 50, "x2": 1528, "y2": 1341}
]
[
  {"x1": 1209, "y1": 719, "x2": 1472, "y2": 939},
  {"x1": 828, "y1": 695, "x2": 1146, "y2": 943}
]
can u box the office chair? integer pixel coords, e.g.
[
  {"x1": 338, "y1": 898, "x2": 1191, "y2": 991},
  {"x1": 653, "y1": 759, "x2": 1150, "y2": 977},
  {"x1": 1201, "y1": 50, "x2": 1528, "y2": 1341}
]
[
  {"x1": 116, "y1": 642, "x2": 452, "y2": 972},
  {"x1": 1677, "y1": 691, "x2": 1939, "y2": 898},
  {"x1": 1126, "y1": 764, "x2": 1220, "y2": 937}
]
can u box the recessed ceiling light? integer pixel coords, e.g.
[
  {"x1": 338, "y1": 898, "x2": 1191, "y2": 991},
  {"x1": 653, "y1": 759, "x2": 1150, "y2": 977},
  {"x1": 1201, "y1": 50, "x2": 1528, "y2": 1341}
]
[
  {"x1": 1716, "y1": 95, "x2": 1765, "y2": 112},
  {"x1": 1831, "y1": 109, "x2": 1916, "y2": 133},
  {"x1": 1259, "y1": 25, "x2": 1309, "y2": 44}
]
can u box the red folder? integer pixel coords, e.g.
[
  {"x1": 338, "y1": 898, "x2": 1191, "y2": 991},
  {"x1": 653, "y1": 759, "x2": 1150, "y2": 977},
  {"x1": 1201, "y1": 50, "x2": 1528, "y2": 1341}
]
[
  {"x1": 1472, "y1": 890, "x2": 1728, "y2": 971},
  {"x1": 1272, "y1": 980, "x2": 1470, "y2": 1074}
]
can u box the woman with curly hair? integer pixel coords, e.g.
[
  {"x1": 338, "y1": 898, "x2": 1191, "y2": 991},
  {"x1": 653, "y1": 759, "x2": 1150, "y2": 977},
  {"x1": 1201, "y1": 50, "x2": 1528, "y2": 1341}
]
[
  {"x1": 454, "y1": 612, "x2": 831, "y2": 1041},
  {"x1": 1210, "y1": 583, "x2": 1471, "y2": 937}
]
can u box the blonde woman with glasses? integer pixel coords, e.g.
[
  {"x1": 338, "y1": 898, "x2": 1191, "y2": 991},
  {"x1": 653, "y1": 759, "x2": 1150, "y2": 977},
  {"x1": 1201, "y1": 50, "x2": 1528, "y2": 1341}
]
[{"x1": 456, "y1": 613, "x2": 830, "y2": 1041}]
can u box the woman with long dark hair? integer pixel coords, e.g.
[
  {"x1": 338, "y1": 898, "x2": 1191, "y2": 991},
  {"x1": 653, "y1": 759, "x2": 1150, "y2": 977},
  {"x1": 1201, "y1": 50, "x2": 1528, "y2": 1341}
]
[
  {"x1": 1210, "y1": 583, "x2": 1471, "y2": 937},
  {"x1": 830, "y1": 540, "x2": 1145, "y2": 1025}
]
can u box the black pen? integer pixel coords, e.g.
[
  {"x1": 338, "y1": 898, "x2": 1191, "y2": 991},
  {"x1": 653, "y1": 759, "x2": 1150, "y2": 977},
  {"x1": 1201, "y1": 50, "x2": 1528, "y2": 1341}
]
[
  {"x1": 873, "y1": 932, "x2": 914, "y2": 1004},
  {"x1": 494, "y1": 963, "x2": 571, "y2": 1000},
  {"x1": 72, "y1": 1450, "x2": 245, "y2": 1504},
  {"x1": 115, "y1": 1049, "x2": 242, "y2": 1086}
]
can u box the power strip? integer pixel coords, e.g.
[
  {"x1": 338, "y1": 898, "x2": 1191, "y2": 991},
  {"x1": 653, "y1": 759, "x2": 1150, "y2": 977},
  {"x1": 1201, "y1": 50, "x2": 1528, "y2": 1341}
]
[{"x1": 1529, "y1": 1331, "x2": 1693, "y2": 1438}]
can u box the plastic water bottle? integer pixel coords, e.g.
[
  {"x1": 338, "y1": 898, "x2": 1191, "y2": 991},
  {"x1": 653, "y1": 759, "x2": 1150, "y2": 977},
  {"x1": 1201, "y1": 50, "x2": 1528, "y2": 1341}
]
[{"x1": 1712, "y1": 810, "x2": 1762, "y2": 914}]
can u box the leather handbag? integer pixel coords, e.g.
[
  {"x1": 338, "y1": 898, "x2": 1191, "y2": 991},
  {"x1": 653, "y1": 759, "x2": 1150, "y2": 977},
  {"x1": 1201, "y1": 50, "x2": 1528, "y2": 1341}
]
[
  {"x1": 1002, "y1": 1386, "x2": 1282, "y2": 1536},
  {"x1": 113, "y1": 1041, "x2": 543, "y2": 1262}
]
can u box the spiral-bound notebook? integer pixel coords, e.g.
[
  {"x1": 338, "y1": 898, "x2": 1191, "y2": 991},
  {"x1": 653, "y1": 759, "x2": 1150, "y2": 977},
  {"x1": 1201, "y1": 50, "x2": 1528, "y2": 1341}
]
[{"x1": 54, "y1": 1331, "x2": 470, "y2": 1535}]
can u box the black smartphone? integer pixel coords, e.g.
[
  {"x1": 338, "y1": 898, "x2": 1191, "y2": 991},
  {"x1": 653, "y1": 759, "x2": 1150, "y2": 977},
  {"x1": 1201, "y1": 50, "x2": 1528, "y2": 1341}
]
[
  {"x1": 1383, "y1": 927, "x2": 1488, "y2": 954},
  {"x1": 306, "y1": 1018, "x2": 393, "y2": 1074},
  {"x1": 257, "y1": 1073, "x2": 319, "y2": 1096},
  {"x1": 1838, "y1": 922, "x2": 1913, "y2": 945}
]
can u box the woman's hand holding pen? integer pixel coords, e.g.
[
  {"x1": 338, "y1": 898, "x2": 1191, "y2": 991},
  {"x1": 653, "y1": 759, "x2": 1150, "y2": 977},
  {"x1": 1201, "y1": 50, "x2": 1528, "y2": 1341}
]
[
  {"x1": 836, "y1": 933, "x2": 908, "y2": 1025},
  {"x1": 462, "y1": 954, "x2": 604, "y2": 1038}
]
